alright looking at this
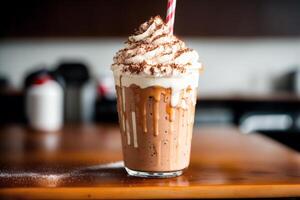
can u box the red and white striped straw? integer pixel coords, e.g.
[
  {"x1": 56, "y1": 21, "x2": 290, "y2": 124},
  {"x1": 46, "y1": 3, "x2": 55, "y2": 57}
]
[{"x1": 166, "y1": 0, "x2": 177, "y2": 35}]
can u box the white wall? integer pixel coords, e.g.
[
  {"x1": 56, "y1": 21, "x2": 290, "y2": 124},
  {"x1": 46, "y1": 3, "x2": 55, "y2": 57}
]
[{"x1": 1, "y1": 38, "x2": 300, "y2": 95}]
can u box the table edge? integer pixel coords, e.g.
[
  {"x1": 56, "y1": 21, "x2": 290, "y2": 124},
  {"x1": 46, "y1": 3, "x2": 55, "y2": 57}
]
[{"x1": 1, "y1": 184, "x2": 300, "y2": 199}]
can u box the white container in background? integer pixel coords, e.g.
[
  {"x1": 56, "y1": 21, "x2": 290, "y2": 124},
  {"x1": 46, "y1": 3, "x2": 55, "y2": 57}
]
[{"x1": 26, "y1": 76, "x2": 63, "y2": 132}]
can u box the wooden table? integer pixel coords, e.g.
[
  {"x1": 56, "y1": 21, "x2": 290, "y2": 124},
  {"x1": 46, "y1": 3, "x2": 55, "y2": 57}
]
[{"x1": 0, "y1": 124, "x2": 299, "y2": 199}]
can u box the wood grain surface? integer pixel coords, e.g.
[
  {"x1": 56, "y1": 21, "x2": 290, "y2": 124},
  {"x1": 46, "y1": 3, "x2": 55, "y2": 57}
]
[{"x1": 0, "y1": 124, "x2": 299, "y2": 199}]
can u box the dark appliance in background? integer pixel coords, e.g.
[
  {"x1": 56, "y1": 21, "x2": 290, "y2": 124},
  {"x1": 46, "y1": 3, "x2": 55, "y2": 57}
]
[
  {"x1": 0, "y1": 75, "x2": 9, "y2": 90},
  {"x1": 0, "y1": 74, "x2": 26, "y2": 124},
  {"x1": 274, "y1": 67, "x2": 300, "y2": 94},
  {"x1": 249, "y1": 67, "x2": 300, "y2": 152},
  {"x1": 240, "y1": 111, "x2": 300, "y2": 152},
  {"x1": 197, "y1": 95, "x2": 300, "y2": 152},
  {"x1": 95, "y1": 75, "x2": 118, "y2": 123},
  {"x1": 54, "y1": 62, "x2": 96, "y2": 123}
]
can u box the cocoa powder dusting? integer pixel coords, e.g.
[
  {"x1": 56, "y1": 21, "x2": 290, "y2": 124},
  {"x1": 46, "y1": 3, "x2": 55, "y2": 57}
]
[
  {"x1": 175, "y1": 48, "x2": 192, "y2": 58},
  {"x1": 112, "y1": 15, "x2": 201, "y2": 76},
  {"x1": 150, "y1": 67, "x2": 155, "y2": 75}
]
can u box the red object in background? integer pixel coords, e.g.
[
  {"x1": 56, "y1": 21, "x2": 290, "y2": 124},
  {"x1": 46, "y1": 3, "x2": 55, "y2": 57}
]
[
  {"x1": 97, "y1": 76, "x2": 116, "y2": 100},
  {"x1": 33, "y1": 75, "x2": 52, "y2": 85},
  {"x1": 97, "y1": 84, "x2": 108, "y2": 97}
]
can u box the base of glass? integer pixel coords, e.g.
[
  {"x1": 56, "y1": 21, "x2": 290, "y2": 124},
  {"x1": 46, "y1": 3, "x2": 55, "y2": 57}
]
[{"x1": 125, "y1": 167, "x2": 183, "y2": 178}]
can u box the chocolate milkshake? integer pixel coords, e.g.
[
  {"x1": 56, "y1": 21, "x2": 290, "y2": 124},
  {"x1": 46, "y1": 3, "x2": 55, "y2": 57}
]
[{"x1": 111, "y1": 16, "x2": 202, "y2": 178}]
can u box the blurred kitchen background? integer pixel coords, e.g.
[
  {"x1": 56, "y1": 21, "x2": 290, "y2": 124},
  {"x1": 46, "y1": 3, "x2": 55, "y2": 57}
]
[{"x1": 1, "y1": 0, "x2": 300, "y2": 150}]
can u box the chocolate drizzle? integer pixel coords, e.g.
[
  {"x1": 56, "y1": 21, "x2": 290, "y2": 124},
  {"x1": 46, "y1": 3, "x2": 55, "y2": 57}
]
[{"x1": 116, "y1": 84, "x2": 197, "y2": 171}]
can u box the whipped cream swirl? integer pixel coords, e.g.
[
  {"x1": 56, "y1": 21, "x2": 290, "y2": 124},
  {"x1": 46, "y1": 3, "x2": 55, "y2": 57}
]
[{"x1": 112, "y1": 16, "x2": 202, "y2": 77}]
